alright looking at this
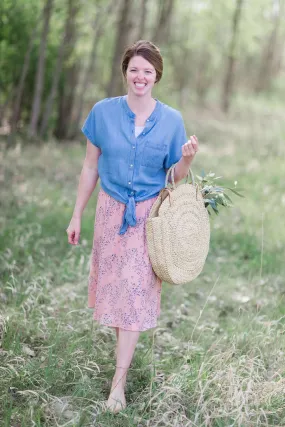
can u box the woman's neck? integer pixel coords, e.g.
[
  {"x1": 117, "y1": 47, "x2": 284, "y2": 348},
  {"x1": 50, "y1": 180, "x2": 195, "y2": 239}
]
[{"x1": 126, "y1": 92, "x2": 156, "y2": 116}]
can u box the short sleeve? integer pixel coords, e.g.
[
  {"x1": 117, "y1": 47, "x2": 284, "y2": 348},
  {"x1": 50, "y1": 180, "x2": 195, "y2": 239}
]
[
  {"x1": 81, "y1": 103, "x2": 100, "y2": 148},
  {"x1": 164, "y1": 112, "x2": 187, "y2": 169}
]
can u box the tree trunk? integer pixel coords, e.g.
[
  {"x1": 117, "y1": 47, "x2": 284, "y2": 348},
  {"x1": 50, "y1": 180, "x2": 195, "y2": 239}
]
[
  {"x1": 53, "y1": 0, "x2": 79, "y2": 140},
  {"x1": 152, "y1": 0, "x2": 174, "y2": 46},
  {"x1": 69, "y1": 1, "x2": 115, "y2": 139},
  {"x1": 137, "y1": 0, "x2": 148, "y2": 40},
  {"x1": 28, "y1": 0, "x2": 53, "y2": 138},
  {"x1": 0, "y1": 89, "x2": 16, "y2": 129},
  {"x1": 221, "y1": 0, "x2": 244, "y2": 113},
  {"x1": 169, "y1": 44, "x2": 192, "y2": 109},
  {"x1": 39, "y1": 0, "x2": 77, "y2": 139},
  {"x1": 55, "y1": 63, "x2": 79, "y2": 140},
  {"x1": 195, "y1": 51, "x2": 216, "y2": 106},
  {"x1": 255, "y1": 0, "x2": 284, "y2": 92},
  {"x1": 274, "y1": 36, "x2": 285, "y2": 75},
  {"x1": 9, "y1": 23, "x2": 40, "y2": 136},
  {"x1": 107, "y1": 0, "x2": 133, "y2": 97}
]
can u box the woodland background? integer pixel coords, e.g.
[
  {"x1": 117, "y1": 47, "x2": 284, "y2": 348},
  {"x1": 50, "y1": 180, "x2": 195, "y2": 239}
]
[
  {"x1": 1, "y1": 0, "x2": 285, "y2": 426},
  {"x1": 1, "y1": 0, "x2": 285, "y2": 139}
]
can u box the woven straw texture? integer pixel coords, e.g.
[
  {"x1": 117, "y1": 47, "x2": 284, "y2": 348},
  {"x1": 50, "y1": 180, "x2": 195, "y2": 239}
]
[{"x1": 146, "y1": 166, "x2": 210, "y2": 285}]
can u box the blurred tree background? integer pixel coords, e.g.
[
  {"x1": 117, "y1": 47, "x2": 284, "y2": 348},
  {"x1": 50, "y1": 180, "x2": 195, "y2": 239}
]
[{"x1": 1, "y1": 0, "x2": 284, "y2": 141}]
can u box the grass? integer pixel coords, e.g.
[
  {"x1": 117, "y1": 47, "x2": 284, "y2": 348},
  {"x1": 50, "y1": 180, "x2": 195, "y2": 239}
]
[{"x1": 1, "y1": 93, "x2": 285, "y2": 426}]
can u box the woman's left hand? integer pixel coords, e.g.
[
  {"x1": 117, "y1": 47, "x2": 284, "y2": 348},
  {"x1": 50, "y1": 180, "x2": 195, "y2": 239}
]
[{"x1": 182, "y1": 135, "x2": 199, "y2": 161}]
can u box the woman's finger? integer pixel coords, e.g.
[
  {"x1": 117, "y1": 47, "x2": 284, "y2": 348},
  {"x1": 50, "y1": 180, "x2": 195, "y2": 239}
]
[
  {"x1": 74, "y1": 231, "x2": 80, "y2": 245},
  {"x1": 183, "y1": 143, "x2": 195, "y2": 157},
  {"x1": 190, "y1": 136, "x2": 198, "y2": 151},
  {"x1": 68, "y1": 230, "x2": 75, "y2": 245},
  {"x1": 190, "y1": 140, "x2": 196, "y2": 151}
]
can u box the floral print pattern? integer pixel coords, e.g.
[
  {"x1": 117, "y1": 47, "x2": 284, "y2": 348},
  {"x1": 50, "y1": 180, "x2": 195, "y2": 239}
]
[{"x1": 88, "y1": 189, "x2": 162, "y2": 331}]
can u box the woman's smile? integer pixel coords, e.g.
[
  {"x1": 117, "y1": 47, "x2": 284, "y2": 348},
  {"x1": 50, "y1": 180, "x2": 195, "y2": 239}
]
[{"x1": 134, "y1": 82, "x2": 147, "y2": 90}]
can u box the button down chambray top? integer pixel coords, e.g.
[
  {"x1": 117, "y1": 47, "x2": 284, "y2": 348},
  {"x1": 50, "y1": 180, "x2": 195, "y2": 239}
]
[{"x1": 81, "y1": 95, "x2": 187, "y2": 235}]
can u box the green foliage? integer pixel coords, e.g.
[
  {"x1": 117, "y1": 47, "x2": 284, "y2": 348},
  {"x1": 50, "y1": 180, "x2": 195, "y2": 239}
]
[
  {"x1": 0, "y1": 0, "x2": 41, "y2": 97},
  {"x1": 194, "y1": 171, "x2": 245, "y2": 216}
]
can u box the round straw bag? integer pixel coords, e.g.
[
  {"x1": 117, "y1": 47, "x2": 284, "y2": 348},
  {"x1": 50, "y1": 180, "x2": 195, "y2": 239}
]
[{"x1": 146, "y1": 164, "x2": 210, "y2": 285}]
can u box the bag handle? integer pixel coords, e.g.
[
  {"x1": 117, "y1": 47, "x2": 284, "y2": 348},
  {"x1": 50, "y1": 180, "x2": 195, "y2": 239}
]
[{"x1": 165, "y1": 163, "x2": 196, "y2": 189}]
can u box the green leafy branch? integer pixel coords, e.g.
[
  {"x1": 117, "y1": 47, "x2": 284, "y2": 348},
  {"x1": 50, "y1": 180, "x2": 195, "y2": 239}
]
[{"x1": 195, "y1": 171, "x2": 245, "y2": 216}]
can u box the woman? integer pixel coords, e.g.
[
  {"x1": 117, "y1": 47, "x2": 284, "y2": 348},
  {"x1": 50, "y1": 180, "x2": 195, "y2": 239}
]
[{"x1": 66, "y1": 40, "x2": 199, "y2": 413}]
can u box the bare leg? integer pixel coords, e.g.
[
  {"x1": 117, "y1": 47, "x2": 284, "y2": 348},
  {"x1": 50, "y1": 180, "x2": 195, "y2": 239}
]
[
  {"x1": 107, "y1": 328, "x2": 140, "y2": 413},
  {"x1": 114, "y1": 327, "x2": 119, "y2": 357}
]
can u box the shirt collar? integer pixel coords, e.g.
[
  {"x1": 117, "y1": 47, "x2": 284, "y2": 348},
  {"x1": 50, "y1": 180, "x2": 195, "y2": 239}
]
[{"x1": 121, "y1": 95, "x2": 162, "y2": 122}]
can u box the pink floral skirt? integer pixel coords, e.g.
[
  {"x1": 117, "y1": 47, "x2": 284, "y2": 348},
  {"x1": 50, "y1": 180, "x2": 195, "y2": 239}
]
[{"x1": 88, "y1": 188, "x2": 162, "y2": 331}]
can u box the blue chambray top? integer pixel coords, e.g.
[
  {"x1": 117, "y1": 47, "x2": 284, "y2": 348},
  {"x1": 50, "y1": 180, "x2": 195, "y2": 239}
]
[{"x1": 81, "y1": 95, "x2": 187, "y2": 235}]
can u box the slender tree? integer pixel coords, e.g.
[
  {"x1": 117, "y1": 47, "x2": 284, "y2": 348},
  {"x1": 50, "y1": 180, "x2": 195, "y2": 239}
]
[
  {"x1": 107, "y1": 0, "x2": 133, "y2": 97},
  {"x1": 136, "y1": 0, "x2": 149, "y2": 40},
  {"x1": 152, "y1": 0, "x2": 174, "y2": 46},
  {"x1": 39, "y1": 0, "x2": 73, "y2": 138},
  {"x1": 255, "y1": 0, "x2": 284, "y2": 92},
  {"x1": 69, "y1": 1, "x2": 115, "y2": 139},
  {"x1": 54, "y1": 0, "x2": 79, "y2": 140},
  {"x1": 221, "y1": 0, "x2": 244, "y2": 113},
  {"x1": 28, "y1": 0, "x2": 53, "y2": 137},
  {"x1": 0, "y1": 89, "x2": 15, "y2": 128},
  {"x1": 9, "y1": 23, "x2": 40, "y2": 136}
]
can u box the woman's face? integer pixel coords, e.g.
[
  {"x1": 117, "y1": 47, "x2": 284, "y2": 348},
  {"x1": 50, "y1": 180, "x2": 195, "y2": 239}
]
[{"x1": 126, "y1": 55, "x2": 157, "y2": 98}]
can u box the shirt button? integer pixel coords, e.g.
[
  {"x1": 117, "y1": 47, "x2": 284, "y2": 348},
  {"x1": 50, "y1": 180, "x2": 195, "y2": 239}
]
[
  {"x1": 128, "y1": 181, "x2": 131, "y2": 185},
  {"x1": 142, "y1": 132, "x2": 145, "y2": 135},
  {"x1": 130, "y1": 164, "x2": 133, "y2": 167},
  {"x1": 132, "y1": 145, "x2": 135, "y2": 149}
]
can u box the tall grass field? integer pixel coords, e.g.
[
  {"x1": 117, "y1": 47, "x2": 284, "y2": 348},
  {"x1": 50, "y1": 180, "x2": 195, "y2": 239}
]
[{"x1": 1, "y1": 95, "x2": 285, "y2": 426}]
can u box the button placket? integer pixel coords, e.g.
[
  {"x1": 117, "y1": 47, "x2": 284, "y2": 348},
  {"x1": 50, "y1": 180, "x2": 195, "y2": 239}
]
[
  {"x1": 128, "y1": 119, "x2": 137, "y2": 189},
  {"x1": 128, "y1": 153, "x2": 135, "y2": 186}
]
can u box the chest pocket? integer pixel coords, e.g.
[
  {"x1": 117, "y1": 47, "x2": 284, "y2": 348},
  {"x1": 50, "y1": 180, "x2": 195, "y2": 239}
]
[{"x1": 141, "y1": 143, "x2": 167, "y2": 169}]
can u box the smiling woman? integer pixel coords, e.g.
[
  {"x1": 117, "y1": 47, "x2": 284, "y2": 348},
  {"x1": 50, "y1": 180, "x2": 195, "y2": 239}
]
[{"x1": 66, "y1": 40, "x2": 199, "y2": 413}]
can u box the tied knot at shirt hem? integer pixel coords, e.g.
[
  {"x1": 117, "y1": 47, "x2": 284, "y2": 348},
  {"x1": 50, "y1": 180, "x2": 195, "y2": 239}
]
[{"x1": 119, "y1": 195, "x2": 137, "y2": 235}]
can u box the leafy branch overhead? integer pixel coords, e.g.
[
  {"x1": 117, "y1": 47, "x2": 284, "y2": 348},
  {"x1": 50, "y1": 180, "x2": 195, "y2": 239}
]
[{"x1": 195, "y1": 171, "x2": 245, "y2": 216}]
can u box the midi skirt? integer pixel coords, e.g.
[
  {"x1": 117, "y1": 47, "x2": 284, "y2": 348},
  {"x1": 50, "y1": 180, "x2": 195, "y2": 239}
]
[{"x1": 88, "y1": 188, "x2": 162, "y2": 331}]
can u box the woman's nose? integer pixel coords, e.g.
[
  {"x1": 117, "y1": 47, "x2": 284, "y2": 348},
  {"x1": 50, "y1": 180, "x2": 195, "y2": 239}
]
[{"x1": 137, "y1": 70, "x2": 145, "y2": 80}]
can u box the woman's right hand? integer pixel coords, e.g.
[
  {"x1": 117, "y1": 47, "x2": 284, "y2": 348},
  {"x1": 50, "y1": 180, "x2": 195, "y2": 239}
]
[{"x1": 66, "y1": 216, "x2": 81, "y2": 245}]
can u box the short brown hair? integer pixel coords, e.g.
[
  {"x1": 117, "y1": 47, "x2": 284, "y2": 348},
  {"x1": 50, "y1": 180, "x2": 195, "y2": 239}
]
[{"x1": 121, "y1": 40, "x2": 163, "y2": 84}]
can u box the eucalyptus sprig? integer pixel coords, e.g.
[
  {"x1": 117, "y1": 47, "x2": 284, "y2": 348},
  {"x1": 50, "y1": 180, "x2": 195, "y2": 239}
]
[{"x1": 195, "y1": 171, "x2": 245, "y2": 216}]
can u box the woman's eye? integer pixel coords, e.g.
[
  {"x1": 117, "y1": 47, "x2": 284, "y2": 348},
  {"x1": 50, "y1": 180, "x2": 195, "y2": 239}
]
[{"x1": 129, "y1": 69, "x2": 153, "y2": 74}]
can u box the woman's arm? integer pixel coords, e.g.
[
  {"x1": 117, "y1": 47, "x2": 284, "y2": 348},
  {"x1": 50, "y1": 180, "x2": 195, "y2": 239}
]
[
  {"x1": 72, "y1": 139, "x2": 101, "y2": 218},
  {"x1": 172, "y1": 155, "x2": 193, "y2": 183},
  {"x1": 66, "y1": 139, "x2": 101, "y2": 245}
]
